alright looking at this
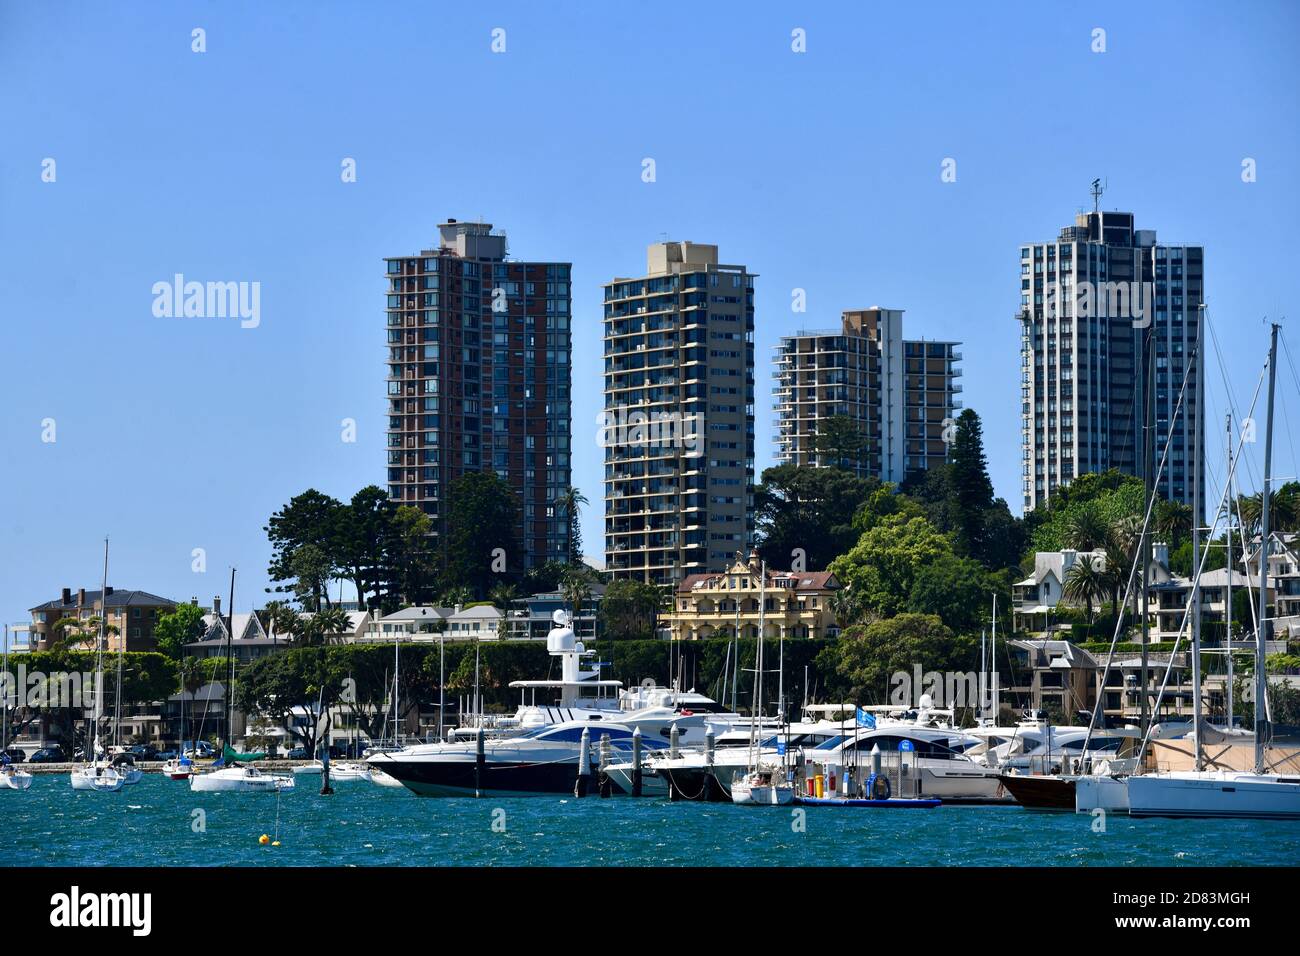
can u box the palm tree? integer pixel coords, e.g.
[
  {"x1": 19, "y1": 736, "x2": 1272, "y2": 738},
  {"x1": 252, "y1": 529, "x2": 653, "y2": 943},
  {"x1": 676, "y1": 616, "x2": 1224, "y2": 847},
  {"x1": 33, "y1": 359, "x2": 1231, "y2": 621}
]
[
  {"x1": 488, "y1": 582, "x2": 519, "y2": 613},
  {"x1": 1064, "y1": 501, "x2": 1110, "y2": 551},
  {"x1": 1063, "y1": 555, "x2": 1106, "y2": 623},
  {"x1": 1155, "y1": 499, "x2": 1193, "y2": 546},
  {"x1": 263, "y1": 600, "x2": 300, "y2": 644},
  {"x1": 310, "y1": 606, "x2": 354, "y2": 644},
  {"x1": 554, "y1": 486, "x2": 589, "y2": 563},
  {"x1": 829, "y1": 586, "x2": 864, "y2": 628},
  {"x1": 1098, "y1": 542, "x2": 1130, "y2": 620},
  {"x1": 559, "y1": 566, "x2": 592, "y2": 621}
]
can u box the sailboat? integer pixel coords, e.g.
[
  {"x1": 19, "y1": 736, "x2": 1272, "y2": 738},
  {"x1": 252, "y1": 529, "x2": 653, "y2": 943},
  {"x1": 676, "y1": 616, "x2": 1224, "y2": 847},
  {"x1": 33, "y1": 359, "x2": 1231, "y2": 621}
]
[
  {"x1": 731, "y1": 560, "x2": 794, "y2": 806},
  {"x1": 110, "y1": 617, "x2": 142, "y2": 786},
  {"x1": 369, "y1": 639, "x2": 407, "y2": 788},
  {"x1": 191, "y1": 569, "x2": 294, "y2": 793},
  {"x1": 1, "y1": 625, "x2": 33, "y2": 791},
  {"x1": 1123, "y1": 323, "x2": 1300, "y2": 819},
  {"x1": 70, "y1": 539, "x2": 125, "y2": 793},
  {"x1": 163, "y1": 643, "x2": 195, "y2": 780}
]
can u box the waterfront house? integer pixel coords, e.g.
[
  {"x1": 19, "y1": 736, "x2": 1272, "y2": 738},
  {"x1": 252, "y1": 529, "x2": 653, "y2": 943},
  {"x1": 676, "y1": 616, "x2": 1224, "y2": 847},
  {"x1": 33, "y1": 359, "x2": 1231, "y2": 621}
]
[
  {"x1": 662, "y1": 549, "x2": 840, "y2": 641},
  {"x1": 503, "y1": 585, "x2": 605, "y2": 640},
  {"x1": 28, "y1": 587, "x2": 178, "y2": 652}
]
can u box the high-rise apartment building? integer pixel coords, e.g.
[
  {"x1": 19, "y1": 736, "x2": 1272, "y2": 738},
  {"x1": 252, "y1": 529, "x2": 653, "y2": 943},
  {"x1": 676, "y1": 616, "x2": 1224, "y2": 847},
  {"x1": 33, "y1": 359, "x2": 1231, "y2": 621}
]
[
  {"x1": 773, "y1": 308, "x2": 961, "y2": 482},
  {"x1": 602, "y1": 241, "x2": 755, "y2": 584},
  {"x1": 385, "y1": 220, "x2": 572, "y2": 569},
  {"x1": 1018, "y1": 206, "x2": 1205, "y2": 512}
]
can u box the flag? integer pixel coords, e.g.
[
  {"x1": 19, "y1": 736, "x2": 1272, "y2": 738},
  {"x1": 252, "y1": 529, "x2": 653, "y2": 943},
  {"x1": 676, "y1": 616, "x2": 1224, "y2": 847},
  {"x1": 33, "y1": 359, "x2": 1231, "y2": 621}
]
[
  {"x1": 776, "y1": 740, "x2": 787, "y2": 756},
  {"x1": 855, "y1": 707, "x2": 876, "y2": 729}
]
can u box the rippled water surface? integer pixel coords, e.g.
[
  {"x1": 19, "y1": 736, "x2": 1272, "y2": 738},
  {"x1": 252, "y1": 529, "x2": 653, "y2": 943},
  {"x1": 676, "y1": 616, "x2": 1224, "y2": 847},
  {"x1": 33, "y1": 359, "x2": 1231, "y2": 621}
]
[{"x1": 4, "y1": 775, "x2": 1298, "y2": 866}]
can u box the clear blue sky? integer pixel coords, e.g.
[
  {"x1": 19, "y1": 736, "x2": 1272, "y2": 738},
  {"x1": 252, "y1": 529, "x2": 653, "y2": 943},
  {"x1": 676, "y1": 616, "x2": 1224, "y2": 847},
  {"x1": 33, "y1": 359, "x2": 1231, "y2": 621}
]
[{"x1": 3, "y1": 1, "x2": 1299, "y2": 637}]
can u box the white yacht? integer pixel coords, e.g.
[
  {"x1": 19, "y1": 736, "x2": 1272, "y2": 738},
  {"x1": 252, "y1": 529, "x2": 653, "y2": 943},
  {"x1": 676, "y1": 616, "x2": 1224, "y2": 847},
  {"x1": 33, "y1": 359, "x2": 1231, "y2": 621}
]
[
  {"x1": 191, "y1": 765, "x2": 295, "y2": 792},
  {"x1": 369, "y1": 719, "x2": 667, "y2": 797}
]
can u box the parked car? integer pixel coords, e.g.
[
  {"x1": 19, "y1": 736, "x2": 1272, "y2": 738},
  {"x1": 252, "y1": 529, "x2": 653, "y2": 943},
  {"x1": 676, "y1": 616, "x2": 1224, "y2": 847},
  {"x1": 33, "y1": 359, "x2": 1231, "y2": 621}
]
[
  {"x1": 155, "y1": 749, "x2": 178, "y2": 761},
  {"x1": 286, "y1": 747, "x2": 309, "y2": 760},
  {"x1": 29, "y1": 747, "x2": 68, "y2": 763},
  {"x1": 184, "y1": 742, "x2": 218, "y2": 759},
  {"x1": 127, "y1": 744, "x2": 161, "y2": 761},
  {"x1": 1, "y1": 747, "x2": 26, "y2": 763}
]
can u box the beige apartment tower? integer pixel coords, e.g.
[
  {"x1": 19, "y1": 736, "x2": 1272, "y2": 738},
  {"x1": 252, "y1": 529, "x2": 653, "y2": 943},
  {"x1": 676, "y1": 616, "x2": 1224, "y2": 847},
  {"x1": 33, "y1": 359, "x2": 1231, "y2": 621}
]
[
  {"x1": 603, "y1": 241, "x2": 755, "y2": 584},
  {"x1": 774, "y1": 308, "x2": 961, "y2": 482}
]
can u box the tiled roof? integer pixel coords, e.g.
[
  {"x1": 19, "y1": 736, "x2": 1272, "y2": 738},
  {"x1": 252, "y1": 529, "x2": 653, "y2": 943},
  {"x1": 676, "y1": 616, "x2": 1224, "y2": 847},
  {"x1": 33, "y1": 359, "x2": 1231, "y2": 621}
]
[
  {"x1": 676, "y1": 570, "x2": 838, "y2": 594},
  {"x1": 30, "y1": 589, "x2": 178, "y2": 612}
]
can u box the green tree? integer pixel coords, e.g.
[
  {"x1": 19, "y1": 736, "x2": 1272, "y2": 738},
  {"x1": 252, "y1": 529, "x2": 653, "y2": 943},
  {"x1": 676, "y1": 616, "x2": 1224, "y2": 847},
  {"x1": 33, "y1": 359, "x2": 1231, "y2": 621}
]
[
  {"x1": 809, "y1": 414, "x2": 868, "y2": 470},
  {"x1": 827, "y1": 614, "x2": 973, "y2": 704},
  {"x1": 289, "y1": 544, "x2": 335, "y2": 612},
  {"x1": 385, "y1": 504, "x2": 436, "y2": 608},
  {"x1": 444, "y1": 472, "x2": 520, "y2": 598},
  {"x1": 906, "y1": 554, "x2": 994, "y2": 633},
  {"x1": 264, "y1": 489, "x2": 345, "y2": 608},
  {"x1": 754, "y1": 464, "x2": 880, "y2": 571},
  {"x1": 333, "y1": 485, "x2": 395, "y2": 610},
  {"x1": 554, "y1": 486, "x2": 589, "y2": 564},
  {"x1": 598, "y1": 580, "x2": 663, "y2": 640},
  {"x1": 829, "y1": 512, "x2": 954, "y2": 619},
  {"x1": 154, "y1": 603, "x2": 207, "y2": 659},
  {"x1": 1063, "y1": 554, "x2": 1107, "y2": 623}
]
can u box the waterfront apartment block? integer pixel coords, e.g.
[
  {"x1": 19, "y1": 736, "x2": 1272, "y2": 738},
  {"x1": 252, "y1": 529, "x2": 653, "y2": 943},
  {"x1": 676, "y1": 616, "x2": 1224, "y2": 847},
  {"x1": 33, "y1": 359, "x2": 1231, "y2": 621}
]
[
  {"x1": 603, "y1": 241, "x2": 756, "y2": 584},
  {"x1": 773, "y1": 308, "x2": 961, "y2": 482},
  {"x1": 28, "y1": 587, "x2": 177, "y2": 652},
  {"x1": 1018, "y1": 207, "x2": 1205, "y2": 512},
  {"x1": 385, "y1": 220, "x2": 572, "y2": 569}
]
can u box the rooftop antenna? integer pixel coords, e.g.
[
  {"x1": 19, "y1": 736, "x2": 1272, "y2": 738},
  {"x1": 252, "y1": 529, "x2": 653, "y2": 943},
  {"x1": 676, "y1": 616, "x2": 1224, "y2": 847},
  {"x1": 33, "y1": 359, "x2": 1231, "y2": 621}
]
[{"x1": 1090, "y1": 178, "x2": 1104, "y2": 214}]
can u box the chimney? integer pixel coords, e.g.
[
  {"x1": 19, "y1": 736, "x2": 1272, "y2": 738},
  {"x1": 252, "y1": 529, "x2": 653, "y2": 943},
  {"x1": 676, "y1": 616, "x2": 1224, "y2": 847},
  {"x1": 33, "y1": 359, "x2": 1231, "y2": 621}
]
[
  {"x1": 213, "y1": 595, "x2": 222, "y2": 616},
  {"x1": 77, "y1": 587, "x2": 86, "y2": 607},
  {"x1": 61, "y1": 587, "x2": 72, "y2": 605},
  {"x1": 1152, "y1": 541, "x2": 1170, "y2": 571}
]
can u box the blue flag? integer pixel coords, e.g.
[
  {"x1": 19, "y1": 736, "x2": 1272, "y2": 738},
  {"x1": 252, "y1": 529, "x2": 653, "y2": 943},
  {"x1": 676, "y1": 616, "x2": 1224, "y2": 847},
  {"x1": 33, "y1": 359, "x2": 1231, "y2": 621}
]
[
  {"x1": 855, "y1": 707, "x2": 876, "y2": 729},
  {"x1": 776, "y1": 740, "x2": 787, "y2": 756}
]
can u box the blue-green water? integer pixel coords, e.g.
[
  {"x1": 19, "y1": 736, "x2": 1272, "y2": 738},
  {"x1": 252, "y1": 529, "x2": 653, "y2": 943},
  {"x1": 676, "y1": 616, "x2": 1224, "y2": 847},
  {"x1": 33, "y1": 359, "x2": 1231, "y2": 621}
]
[{"x1": 4, "y1": 775, "x2": 1298, "y2": 866}]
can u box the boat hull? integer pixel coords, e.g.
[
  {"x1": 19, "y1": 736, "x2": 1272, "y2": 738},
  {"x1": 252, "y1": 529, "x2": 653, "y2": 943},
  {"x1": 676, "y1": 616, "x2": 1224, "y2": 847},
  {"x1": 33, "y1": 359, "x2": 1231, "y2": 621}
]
[
  {"x1": 1127, "y1": 772, "x2": 1300, "y2": 819},
  {"x1": 796, "y1": 795, "x2": 941, "y2": 808},
  {"x1": 376, "y1": 756, "x2": 592, "y2": 797},
  {"x1": 190, "y1": 769, "x2": 294, "y2": 792},
  {"x1": 997, "y1": 774, "x2": 1076, "y2": 810},
  {"x1": 1, "y1": 771, "x2": 33, "y2": 790},
  {"x1": 70, "y1": 768, "x2": 124, "y2": 792},
  {"x1": 1074, "y1": 775, "x2": 1130, "y2": 813}
]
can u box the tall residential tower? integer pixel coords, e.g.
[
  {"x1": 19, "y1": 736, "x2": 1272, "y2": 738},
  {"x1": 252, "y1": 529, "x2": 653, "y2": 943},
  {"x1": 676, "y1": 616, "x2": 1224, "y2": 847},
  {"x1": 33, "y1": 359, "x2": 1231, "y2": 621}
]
[
  {"x1": 1018, "y1": 205, "x2": 1205, "y2": 512},
  {"x1": 603, "y1": 241, "x2": 755, "y2": 584},
  {"x1": 774, "y1": 307, "x2": 962, "y2": 482},
  {"x1": 385, "y1": 220, "x2": 572, "y2": 569}
]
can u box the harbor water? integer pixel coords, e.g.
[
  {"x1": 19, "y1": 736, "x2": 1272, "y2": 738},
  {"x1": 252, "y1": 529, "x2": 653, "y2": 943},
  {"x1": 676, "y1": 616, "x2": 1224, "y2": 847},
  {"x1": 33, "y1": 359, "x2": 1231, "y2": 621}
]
[{"x1": 4, "y1": 775, "x2": 1297, "y2": 866}]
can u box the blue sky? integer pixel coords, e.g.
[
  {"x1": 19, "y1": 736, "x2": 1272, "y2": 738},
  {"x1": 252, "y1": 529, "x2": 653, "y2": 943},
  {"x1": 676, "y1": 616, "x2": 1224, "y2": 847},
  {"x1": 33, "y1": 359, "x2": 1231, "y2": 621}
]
[{"x1": 3, "y1": 1, "x2": 1299, "y2": 637}]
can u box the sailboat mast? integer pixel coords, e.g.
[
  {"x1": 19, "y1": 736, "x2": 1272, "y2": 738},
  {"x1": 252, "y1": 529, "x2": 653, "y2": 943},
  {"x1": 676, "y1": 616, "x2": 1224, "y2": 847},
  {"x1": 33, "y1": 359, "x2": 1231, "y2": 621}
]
[
  {"x1": 1225, "y1": 412, "x2": 1234, "y2": 730},
  {"x1": 94, "y1": 538, "x2": 109, "y2": 764},
  {"x1": 1255, "y1": 323, "x2": 1279, "y2": 775},
  {"x1": 225, "y1": 568, "x2": 235, "y2": 750},
  {"x1": 1140, "y1": 321, "x2": 1155, "y2": 734},
  {"x1": 1190, "y1": 310, "x2": 1204, "y2": 772},
  {"x1": 990, "y1": 593, "x2": 999, "y2": 719}
]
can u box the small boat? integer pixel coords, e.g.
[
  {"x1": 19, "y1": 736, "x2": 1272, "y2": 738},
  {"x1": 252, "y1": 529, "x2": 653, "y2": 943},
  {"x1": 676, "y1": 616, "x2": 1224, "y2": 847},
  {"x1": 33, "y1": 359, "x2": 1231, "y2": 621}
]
[
  {"x1": 71, "y1": 765, "x2": 125, "y2": 792},
  {"x1": 190, "y1": 765, "x2": 295, "y2": 792},
  {"x1": 111, "y1": 753, "x2": 143, "y2": 785},
  {"x1": 730, "y1": 767, "x2": 794, "y2": 806},
  {"x1": 0, "y1": 764, "x2": 33, "y2": 791},
  {"x1": 369, "y1": 767, "x2": 407, "y2": 788},
  {"x1": 162, "y1": 757, "x2": 194, "y2": 781},
  {"x1": 294, "y1": 760, "x2": 371, "y2": 781}
]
